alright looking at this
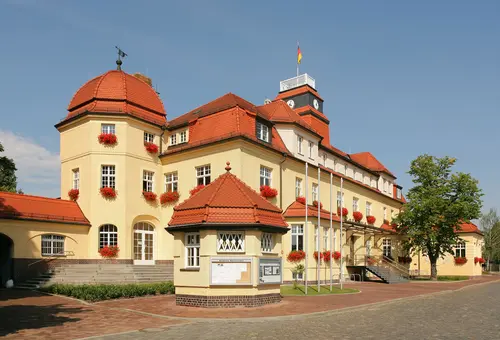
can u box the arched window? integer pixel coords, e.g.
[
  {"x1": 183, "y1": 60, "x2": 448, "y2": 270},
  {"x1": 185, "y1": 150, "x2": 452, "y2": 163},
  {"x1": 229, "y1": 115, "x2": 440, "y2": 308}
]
[
  {"x1": 41, "y1": 234, "x2": 65, "y2": 256},
  {"x1": 99, "y1": 224, "x2": 118, "y2": 249}
]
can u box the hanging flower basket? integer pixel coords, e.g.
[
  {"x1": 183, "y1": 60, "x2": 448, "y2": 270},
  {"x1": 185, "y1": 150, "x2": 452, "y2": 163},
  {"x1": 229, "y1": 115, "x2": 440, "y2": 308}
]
[
  {"x1": 474, "y1": 257, "x2": 485, "y2": 264},
  {"x1": 287, "y1": 250, "x2": 306, "y2": 263},
  {"x1": 366, "y1": 215, "x2": 376, "y2": 225},
  {"x1": 479, "y1": 258, "x2": 486, "y2": 264},
  {"x1": 190, "y1": 184, "x2": 205, "y2": 196},
  {"x1": 296, "y1": 196, "x2": 306, "y2": 205},
  {"x1": 160, "y1": 191, "x2": 180, "y2": 205},
  {"x1": 313, "y1": 251, "x2": 324, "y2": 261},
  {"x1": 142, "y1": 191, "x2": 157, "y2": 202},
  {"x1": 454, "y1": 257, "x2": 468, "y2": 265},
  {"x1": 100, "y1": 187, "x2": 117, "y2": 199},
  {"x1": 313, "y1": 200, "x2": 323, "y2": 209},
  {"x1": 260, "y1": 185, "x2": 278, "y2": 198},
  {"x1": 98, "y1": 133, "x2": 117, "y2": 146},
  {"x1": 337, "y1": 207, "x2": 348, "y2": 217},
  {"x1": 322, "y1": 251, "x2": 331, "y2": 262},
  {"x1": 99, "y1": 245, "x2": 120, "y2": 258},
  {"x1": 144, "y1": 142, "x2": 159, "y2": 154},
  {"x1": 333, "y1": 251, "x2": 341, "y2": 260},
  {"x1": 68, "y1": 189, "x2": 79, "y2": 201},
  {"x1": 353, "y1": 211, "x2": 363, "y2": 222}
]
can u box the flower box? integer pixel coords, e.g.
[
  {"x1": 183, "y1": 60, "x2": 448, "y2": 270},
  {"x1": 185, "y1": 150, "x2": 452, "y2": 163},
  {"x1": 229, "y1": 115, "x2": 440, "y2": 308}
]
[
  {"x1": 313, "y1": 251, "x2": 324, "y2": 261},
  {"x1": 98, "y1": 133, "x2": 117, "y2": 146},
  {"x1": 144, "y1": 142, "x2": 159, "y2": 154},
  {"x1": 190, "y1": 185, "x2": 205, "y2": 196},
  {"x1": 260, "y1": 185, "x2": 278, "y2": 198},
  {"x1": 100, "y1": 187, "x2": 117, "y2": 199},
  {"x1": 366, "y1": 215, "x2": 376, "y2": 225},
  {"x1": 142, "y1": 191, "x2": 157, "y2": 202},
  {"x1": 160, "y1": 191, "x2": 180, "y2": 205},
  {"x1": 287, "y1": 250, "x2": 306, "y2": 263},
  {"x1": 313, "y1": 200, "x2": 323, "y2": 209},
  {"x1": 296, "y1": 196, "x2": 306, "y2": 205},
  {"x1": 454, "y1": 257, "x2": 468, "y2": 265},
  {"x1": 353, "y1": 211, "x2": 363, "y2": 222},
  {"x1": 99, "y1": 245, "x2": 119, "y2": 258},
  {"x1": 68, "y1": 189, "x2": 79, "y2": 201},
  {"x1": 337, "y1": 207, "x2": 348, "y2": 217},
  {"x1": 333, "y1": 251, "x2": 341, "y2": 260}
]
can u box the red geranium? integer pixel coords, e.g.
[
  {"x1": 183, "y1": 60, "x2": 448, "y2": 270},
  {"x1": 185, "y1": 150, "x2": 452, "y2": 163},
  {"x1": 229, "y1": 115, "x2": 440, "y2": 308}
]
[
  {"x1": 160, "y1": 191, "x2": 180, "y2": 204},
  {"x1": 99, "y1": 245, "x2": 119, "y2": 258},
  {"x1": 313, "y1": 251, "x2": 324, "y2": 261},
  {"x1": 68, "y1": 189, "x2": 79, "y2": 201},
  {"x1": 366, "y1": 215, "x2": 376, "y2": 224},
  {"x1": 144, "y1": 142, "x2": 159, "y2": 154},
  {"x1": 353, "y1": 211, "x2": 363, "y2": 222},
  {"x1": 323, "y1": 251, "x2": 331, "y2": 262},
  {"x1": 454, "y1": 257, "x2": 468, "y2": 265},
  {"x1": 474, "y1": 257, "x2": 486, "y2": 264},
  {"x1": 190, "y1": 185, "x2": 205, "y2": 196},
  {"x1": 100, "y1": 187, "x2": 117, "y2": 199},
  {"x1": 337, "y1": 207, "x2": 348, "y2": 217},
  {"x1": 333, "y1": 251, "x2": 341, "y2": 260},
  {"x1": 287, "y1": 250, "x2": 306, "y2": 263},
  {"x1": 296, "y1": 196, "x2": 306, "y2": 205},
  {"x1": 313, "y1": 200, "x2": 323, "y2": 209},
  {"x1": 98, "y1": 133, "x2": 117, "y2": 145},
  {"x1": 142, "y1": 191, "x2": 157, "y2": 202},
  {"x1": 479, "y1": 258, "x2": 486, "y2": 264},
  {"x1": 260, "y1": 185, "x2": 278, "y2": 198}
]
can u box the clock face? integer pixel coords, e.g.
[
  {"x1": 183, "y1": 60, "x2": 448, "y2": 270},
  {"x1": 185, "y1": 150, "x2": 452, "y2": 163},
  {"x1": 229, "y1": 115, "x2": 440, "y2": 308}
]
[
  {"x1": 313, "y1": 98, "x2": 319, "y2": 110},
  {"x1": 287, "y1": 99, "x2": 295, "y2": 109}
]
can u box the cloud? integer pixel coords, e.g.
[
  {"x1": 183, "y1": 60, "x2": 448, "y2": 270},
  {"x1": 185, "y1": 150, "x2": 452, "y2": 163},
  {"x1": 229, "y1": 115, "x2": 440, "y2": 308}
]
[{"x1": 0, "y1": 130, "x2": 60, "y2": 197}]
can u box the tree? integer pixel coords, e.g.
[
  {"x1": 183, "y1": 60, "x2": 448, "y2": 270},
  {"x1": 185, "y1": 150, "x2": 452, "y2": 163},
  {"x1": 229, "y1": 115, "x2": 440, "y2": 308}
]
[
  {"x1": 395, "y1": 155, "x2": 482, "y2": 280},
  {"x1": 0, "y1": 142, "x2": 17, "y2": 192},
  {"x1": 480, "y1": 209, "x2": 500, "y2": 270}
]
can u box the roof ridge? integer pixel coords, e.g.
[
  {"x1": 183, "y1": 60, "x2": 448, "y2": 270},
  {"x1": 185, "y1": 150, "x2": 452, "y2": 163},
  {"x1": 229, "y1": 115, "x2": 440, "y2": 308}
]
[{"x1": 0, "y1": 192, "x2": 75, "y2": 204}]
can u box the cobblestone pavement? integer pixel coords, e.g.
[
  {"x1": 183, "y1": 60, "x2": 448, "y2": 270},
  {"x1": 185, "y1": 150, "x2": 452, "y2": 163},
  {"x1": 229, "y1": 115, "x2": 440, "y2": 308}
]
[{"x1": 92, "y1": 281, "x2": 500, "y2": 340}]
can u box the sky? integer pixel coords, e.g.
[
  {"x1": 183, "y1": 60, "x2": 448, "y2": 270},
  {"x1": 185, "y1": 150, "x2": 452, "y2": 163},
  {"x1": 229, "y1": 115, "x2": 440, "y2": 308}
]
[{"x1": 0, "y1": 0, "x2": 498, "y2": 214}]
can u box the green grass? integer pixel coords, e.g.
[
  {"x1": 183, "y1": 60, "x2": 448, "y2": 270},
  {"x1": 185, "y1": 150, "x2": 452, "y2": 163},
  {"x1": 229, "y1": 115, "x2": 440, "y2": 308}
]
[
  {"x1": 411, "y1": 276, "x2": 468, "y2": 281},
  {"x1": 281, "y1": 285, "x2": 359, "y2": 296}
]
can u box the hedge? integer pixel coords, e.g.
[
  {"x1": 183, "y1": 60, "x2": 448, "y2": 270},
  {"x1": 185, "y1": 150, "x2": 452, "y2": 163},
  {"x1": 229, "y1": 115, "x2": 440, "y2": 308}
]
[{"x1": 41, "y1": 281, "x2": 175, "y2": 302}]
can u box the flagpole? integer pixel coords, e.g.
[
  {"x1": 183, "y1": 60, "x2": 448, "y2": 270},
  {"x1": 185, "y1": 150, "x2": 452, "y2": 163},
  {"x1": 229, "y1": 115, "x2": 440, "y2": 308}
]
[
  {"x1": 340, "y1": 177, "x2": 344, "y2": 290},
  {"x1": 304, "y1": 162, "x2": 308, "y2": 295},
  {"x1": 317, "y1": 166, "x2": 320, "y2": 293},
  {"x1": 297, "y1": 41, "x2": 300, "y2": 77},
  {"x1": 329, "y1": 172, "x2": 333, "y2": 291}
]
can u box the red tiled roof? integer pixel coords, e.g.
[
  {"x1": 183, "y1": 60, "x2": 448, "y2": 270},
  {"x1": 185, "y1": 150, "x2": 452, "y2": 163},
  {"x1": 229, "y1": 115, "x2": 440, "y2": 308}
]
[
  {"x1": 380, "y1": 223, "x2": 397, "y2": 232},
  {"x1": 58, "y1": 70, "x2": 166, "y2": 127},
  {"x1": 283, "y1": 200, "x2": 340, "y2": 222},
  {"x1": 349, "y1": 152, "x2": 395, "y2": 178},
  {"x1": 257, "y1": 100, "x2": 319, "y2": 135},
  {"x1": 294, "y1": 106, "x2": 330, "y2": 123},
  {"x1": 382, "y1": 222, "x2": 483, "y2": 235},
  {"x1": 168, "y1": 163, "x2": 288, "y2": 229},
  {"x1": 0, "y1": 192, "x2": 90, "y2": 225},
  {"x1": 275, "y1": 85, "x2": 324, "y2": 101}
]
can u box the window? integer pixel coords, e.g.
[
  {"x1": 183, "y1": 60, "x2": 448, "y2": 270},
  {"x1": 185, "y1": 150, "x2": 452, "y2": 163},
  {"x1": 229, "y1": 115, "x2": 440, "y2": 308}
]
[
  {"x1": 101, "y1": 165, "x2": 115, "y2": 189},
  {"x1": 382, "y1": 239, "x2": 392, "y2": 258},
  {"x1": 144, "y1": 132, "x2": 154, "y2": 143},
  {"x1": 143, "y1": 170, "x2": 154, "y2": 192},
  {"x1": 72, "y1": 168, "x2": 80, "y2": 190},
  {"x1": 366, "y1": 201, "x2": 372, "y2": 216},
  {"x1": 337, "y1": 191, "x2": 344, "y2": 208},
  {"x1": 291, "y1": 224, "x2": 304, "y2": 251},
  {"x1": 170, "y1": 134, "x2": 177, "y2": 145},
  {"x1": 366, "y1": 239, "x2": 372, "y2": 256},
  {"x1": 384, "y1": 179, "x2": 389, "y2": 193},
  {"x1": 314, "y1": 226, "x2": 319, "y2": 251},
  {"x1": 196, "y1": 165, "x2": 211, "y2": 185},
  {"x1": 180, "y1": 130, "x2": 187, "y2": 143},
  {"x1": 261, "y1": 233, "x2": 274, "y2": 253},
  {"x1": 165, "y1": 172, "x2": 178, "y2": 192},
  {"x1": 256, "y1": 122, "x2": 269, "y2": 142},
  {"x1": 322, "y1": 153, "x2": 327, "y2": 166},
  {"x1": 455, "y1": 242, "x2": 466, "y2": 258},
  {"x1": 217, "y1": 231, "x2": 244, "y2": 252},
  {"x1": 308, "y1": 141, "x2": 314, "y2": 159},
  {"x1": 260, "y1": 166, "x2": 272, "y2": 186},
  {"x1": 323, "y1": 227, "x2": 329, "y2": 250},
  {"x1": 297, "y1": 135, "x2": 303, "y2": 155},
  {"x1": 352, "y1": 197, "x2": 359, "y2": 212},
  {"x1": 295, "y1": 177, "x2": 302, "y2": 198},
  {"x1": 41, "y1": 235, "x2": 65, "y2": 256},
  {"x1": 185, "y1": 233, "x2": 200, "y2": 268},
  {"x1": 99, "y1": 224, "x2": 118, "y2": 249},
  {"x1": 101, "y1": 124, "x2": 115, "y2": 134},
  {"x1": 383, "y1": 207, "x2": 387, "y2": 220},
  {"x1": 396, "y1": 187, "x2": 402, "y2": 199},
  {"x1": 312, "y1": 183, "x2": 318, "y2": 202}
]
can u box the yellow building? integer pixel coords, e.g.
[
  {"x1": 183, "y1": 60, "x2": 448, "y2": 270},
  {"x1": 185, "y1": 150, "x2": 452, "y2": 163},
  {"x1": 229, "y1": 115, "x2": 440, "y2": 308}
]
[{"x1": 0, "y1": 63, "x2": 484, "y2": 289}]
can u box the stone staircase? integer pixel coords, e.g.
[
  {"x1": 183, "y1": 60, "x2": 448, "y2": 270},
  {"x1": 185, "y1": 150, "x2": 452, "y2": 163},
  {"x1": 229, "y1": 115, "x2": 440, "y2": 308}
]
[
  {"x1": 15, "y1": 263, "x2": 173, "y2": 289},
  {"x1": 366, "y1": 265, "x2": 409, "y2": 284}
]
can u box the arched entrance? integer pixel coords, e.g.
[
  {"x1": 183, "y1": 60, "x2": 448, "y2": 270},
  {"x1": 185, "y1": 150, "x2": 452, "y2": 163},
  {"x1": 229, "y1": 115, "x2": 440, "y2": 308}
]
[
  {"x1": 0, "y1": 233, "x2": 14, "y2": 287},
  {"x1": 133, "y1": 222, "x2": 155, "y2": 265}
]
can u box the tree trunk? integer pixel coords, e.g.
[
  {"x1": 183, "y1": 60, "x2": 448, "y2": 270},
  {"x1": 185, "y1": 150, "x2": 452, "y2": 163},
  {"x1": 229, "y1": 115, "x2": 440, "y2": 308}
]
[{"x1": 430, "y1": 259, "x2": 438, "y2": 280}]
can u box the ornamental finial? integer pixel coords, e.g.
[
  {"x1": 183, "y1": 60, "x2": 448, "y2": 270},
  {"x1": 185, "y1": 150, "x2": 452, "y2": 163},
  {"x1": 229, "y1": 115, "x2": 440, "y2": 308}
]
[
  {"x1": 225, "y1": 162, "x2": 231, "y2": 172},
  {"x1": 115, "y1": 46, "x2": 127, "y2": 71}
]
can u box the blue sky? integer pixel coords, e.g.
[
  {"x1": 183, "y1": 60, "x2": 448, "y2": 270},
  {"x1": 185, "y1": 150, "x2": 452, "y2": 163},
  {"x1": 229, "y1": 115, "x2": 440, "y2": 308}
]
[{"x1": 0, "y1": 0, "x2": 498, "y2": 214}]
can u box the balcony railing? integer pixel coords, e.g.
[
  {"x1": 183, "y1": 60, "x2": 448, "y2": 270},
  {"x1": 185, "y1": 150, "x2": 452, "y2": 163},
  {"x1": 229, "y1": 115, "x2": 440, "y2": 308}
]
[{"x1": 279, "y1": 74, "x2": 316, "y2": 92}]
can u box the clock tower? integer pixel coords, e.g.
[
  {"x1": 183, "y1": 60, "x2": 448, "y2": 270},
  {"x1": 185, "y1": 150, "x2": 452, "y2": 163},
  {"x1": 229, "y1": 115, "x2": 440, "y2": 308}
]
[{"x1": 275, "y1": 74, "x2": 331, "y2": 145}]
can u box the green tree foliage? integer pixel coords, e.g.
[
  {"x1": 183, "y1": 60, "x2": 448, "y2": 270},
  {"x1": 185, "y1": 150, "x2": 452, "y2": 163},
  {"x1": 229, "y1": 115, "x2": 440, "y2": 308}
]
[
  {"x1": 395, "y1": 155, "x2": 482, "y2": 279},
  {"x1": 480, "y1": 209, "x2": 500, "y2": 266},
  {"x1": 0, "y1": 142, "x2": 17, "y2": 192}
]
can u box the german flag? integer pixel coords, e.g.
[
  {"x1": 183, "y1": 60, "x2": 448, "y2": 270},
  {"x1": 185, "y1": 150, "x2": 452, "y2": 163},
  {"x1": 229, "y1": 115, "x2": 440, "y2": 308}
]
[{"x1": 297, "y1": 44, "x2": 302, "y2": 64}]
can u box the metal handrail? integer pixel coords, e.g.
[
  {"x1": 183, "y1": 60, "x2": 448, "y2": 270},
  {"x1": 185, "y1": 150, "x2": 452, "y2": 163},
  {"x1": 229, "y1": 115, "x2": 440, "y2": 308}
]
[
  {"x1": 350, "y1": 254, "x2": 410, "y2": 279},
  {"x1": 28, "y1": 251, "x2": 75, "y2": 267},
  {"x1": 382, "y1": 255, "x2": 411, "y2": 278}
]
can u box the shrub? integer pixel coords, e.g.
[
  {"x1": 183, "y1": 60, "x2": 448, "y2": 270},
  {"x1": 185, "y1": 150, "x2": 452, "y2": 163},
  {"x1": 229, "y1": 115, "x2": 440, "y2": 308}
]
[
  {"x1": 260, "y1": 185, "x2": 278, "y2": 198},
  {"x1": 142, "y1": 191, "x2": 157, "y2": 202},
  {"x1": 366, "y1": 215, "x2": 376, "y2": 224},
  {"x1": 68, "y1": 189, "x2": 79, "y2": 201},
  {"x1": 100, "y1": 187, "x2": 117, "y2": 199},
  {"x1": 144, "y1": 142, "x2": 158, "y2": 154},
  {"x1": 160, "y1": 191, "x2": 180, "y2": 205},
  {"x1": 353, "y1": 211, "x2": 363, "y2": 222},
  {"x1": 42, "y1": 282, "x2": 175, "y2": 302},
  {"x1": 98, "y1": 133, "x2": 117, "y2": 145},
  {"x1": 190, "y1": 185, "x2": 205, "y2": 196}
]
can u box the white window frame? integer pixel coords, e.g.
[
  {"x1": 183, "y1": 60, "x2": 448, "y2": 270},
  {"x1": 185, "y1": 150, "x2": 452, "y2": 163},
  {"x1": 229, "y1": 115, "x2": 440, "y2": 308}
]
[
  {"x1": 337, "y1": 191, "x2": 344, "y2": 208},
  {"x1": 382, "y1": 238, "x2": 392, "y2": 258},
  {"x1": 101, "y1": 124, "x2": 115, "y2": 134},
  {"x1": 312, "y1": 183, "x2": 318, "y2": 202},
  {"x1": 165, "y1": 172, "x2": 178, "y2": 192},
  {"x1": 322, "y1": 153, "x2": 327, "y2": 166},
  {"x1": 143, "y1": 170, "x2": 154, "y2": 192},
  {"x1": 366, "y1": 201, "x2": 372, "y2": 216},
  {"x1": 185, "y1": 232, "x2": 200, "y2": 268},
  {"x1": 196, "y1": 165, "x2": 211, "y2": 186},
  {"x1": 352, "y1": 197, "x2": 359, "y2": 212},
  {"x1": 297, "y1": 135, "x2": 303, "y2": 155},
  {"x1": 397, "y1": 187, "x2": 402, "y2": 199},
  {"x1": 260, "y1": 166, "x2": 272, "y2": 187},
  {"x1": 180, "y1": 130, "x2": 187, "y2": 143},
  {"x1": 41, "y1": 234, "x2": 65, "y2": 256},
  {"x1": 101, "y1": 165, "x2": 115, "y2": 189},
  {"x1": 314, "y1": 225, "x2": 319, "y2": 251},
  {"x1": 217, "y1": 231, "x2": 245, "y2": 253},
  {"x1": 99, "y1": 224, "x2": 118, "y2": 249},
  {"x1": 170, "y1": 134, "x2": 177, "y2": 146},
  {"x1": 144, "y1": 132, "x2": 154, "y2": 143},
  {"x1": 72, "y1": 168, "x2": 80, "y2": 190},
  {"x1": 295, "y1": 177, "x2": 302, "y2": 198},
  {"x1": 323, "y1": 227, "x2": 329, "y2": 250},
  {"x1": 455, "y1": 242, "x2": 466, "y2": 258},
  {"x1": 256, "y1": 122, "x2": 270, "y2": 142},
  {"x1": 291, "y1": 224, "x2": 304, "y2": 251},
  {"x1": 261, "y1": 232, "x2": 274, "y2": 253},
  {"x1": 308, "y1": 141, "x2": 314, "y2": 159}
]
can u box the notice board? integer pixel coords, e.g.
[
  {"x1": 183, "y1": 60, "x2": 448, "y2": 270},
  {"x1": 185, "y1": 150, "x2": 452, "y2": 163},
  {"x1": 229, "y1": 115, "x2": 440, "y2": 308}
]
[{"x1": 210, "y1": 257, "x2": 252, "y2": 285}]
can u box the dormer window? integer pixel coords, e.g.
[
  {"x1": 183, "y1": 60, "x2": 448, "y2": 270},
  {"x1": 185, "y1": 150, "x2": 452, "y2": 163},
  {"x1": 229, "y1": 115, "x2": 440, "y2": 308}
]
[
  {"x1": 308, "y1": 141, "x2": 314, "y2": 159},
  {"x1": 256, "y1": 122, "x2": 269, "y2": 142},
  {"x1": 180, "y1": 130, "x2": 187, "y2": 143},
  {"x1": 297, "y1": 135, "x2": 303, "y2": 155},
  {"x1": 170, "y1": 134, "x2": 177, "y2": 145},
  {"x1": 144, "y1": 132, "x2": 154, "y2": 143},
  {"x1": 396, "y1": 187, "x2": 402, "y2": 199}
]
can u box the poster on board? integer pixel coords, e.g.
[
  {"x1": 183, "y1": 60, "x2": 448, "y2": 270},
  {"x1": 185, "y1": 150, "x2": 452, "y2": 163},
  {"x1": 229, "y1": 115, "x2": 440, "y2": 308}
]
[
  {"x1": 210, "y1": 257, "x2": 252, "y2": 285},
  {"x1": 259, "y1": 258, "x2": 282, "y2": 285}
]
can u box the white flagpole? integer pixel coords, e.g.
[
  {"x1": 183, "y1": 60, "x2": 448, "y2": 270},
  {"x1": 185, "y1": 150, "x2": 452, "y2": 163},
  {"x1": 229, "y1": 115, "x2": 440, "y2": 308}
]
[
  {"x1": 340, "y1": 177, "x2": 344, "y2": 290},
  {"x1": 305, "y1": 162, "x2": 308, "y2": 295},
  {"x1": 317, "y1": 166, "x2": 321, "y2": 293},
  {"x1": 329, "y1": 172, "x2": 333, "y2": 291}
]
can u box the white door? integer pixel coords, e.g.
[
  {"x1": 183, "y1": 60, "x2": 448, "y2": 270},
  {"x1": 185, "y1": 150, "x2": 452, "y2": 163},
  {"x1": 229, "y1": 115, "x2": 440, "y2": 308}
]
[{"x1": 133, "y1": 222, "x2": 155, "y2": 265}]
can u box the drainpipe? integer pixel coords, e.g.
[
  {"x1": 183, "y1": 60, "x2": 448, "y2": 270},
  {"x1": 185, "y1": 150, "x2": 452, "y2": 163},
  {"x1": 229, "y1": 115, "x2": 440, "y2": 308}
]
[
  {"x1": 279, "y1": 153, "x2": 287, "y2": 209},
  {"x1": 159, "y1": 125, "x2": 167, "y2": 154}
]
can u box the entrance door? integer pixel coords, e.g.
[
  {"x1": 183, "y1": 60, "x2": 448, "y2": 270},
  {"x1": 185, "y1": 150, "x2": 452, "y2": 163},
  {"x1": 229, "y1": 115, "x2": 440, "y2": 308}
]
[
  {"x1": 0, "y1": 233, "x2": 13, "y2": 287},
  {"x1": 133, "y1": 222, "x2": 155, "y2": 265},
  {"x1": 350, "y1": 236, "x2": 358, "y2": 265}
]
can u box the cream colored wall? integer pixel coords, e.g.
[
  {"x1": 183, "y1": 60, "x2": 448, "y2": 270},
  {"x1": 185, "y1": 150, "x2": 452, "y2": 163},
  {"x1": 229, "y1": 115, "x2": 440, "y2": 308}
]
[{"x1": 0, "y1": 219, "x2": 89, "y2": 259}]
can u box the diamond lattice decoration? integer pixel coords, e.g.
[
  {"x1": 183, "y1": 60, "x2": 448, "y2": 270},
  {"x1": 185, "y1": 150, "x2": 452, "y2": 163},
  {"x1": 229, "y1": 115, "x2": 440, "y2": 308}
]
[
  {"x1": 261, "y1": 233, "x2": 273, "y2": 253},
  {"x1": 217, "y1": 232, "x2": 245, "y2": 252}
]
